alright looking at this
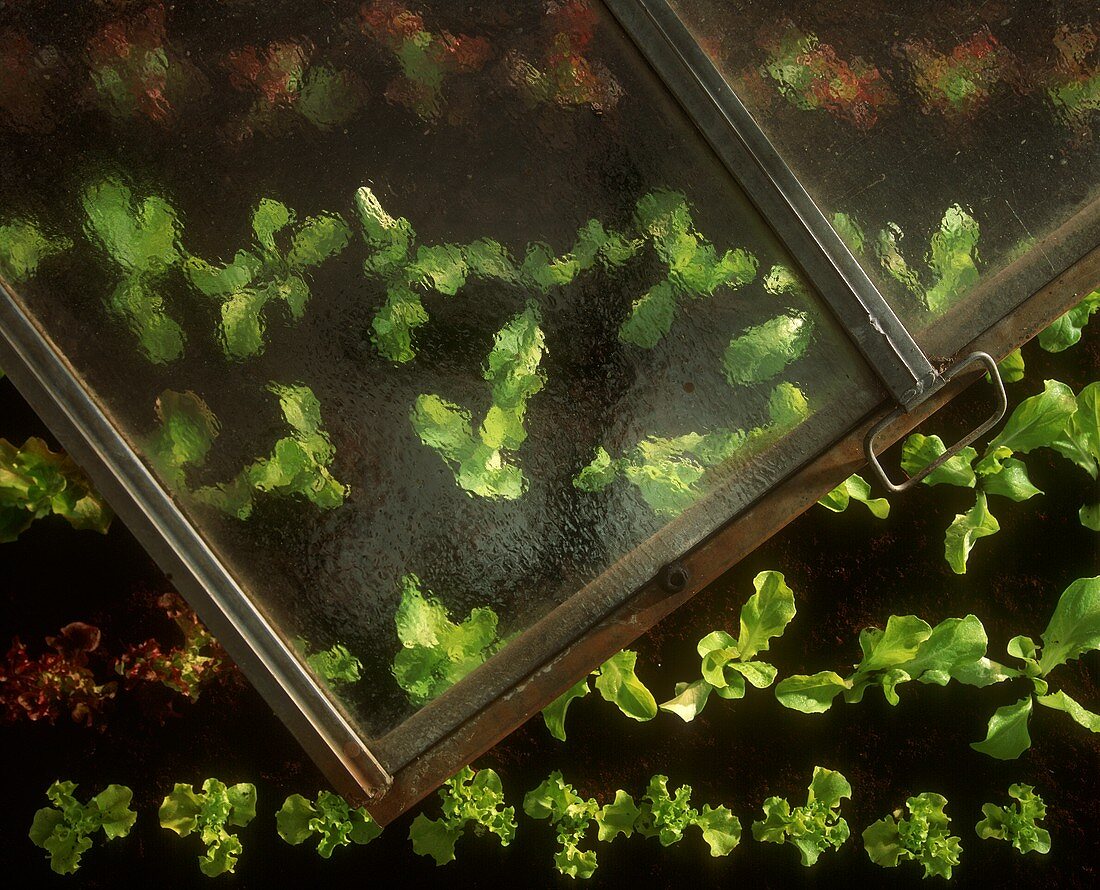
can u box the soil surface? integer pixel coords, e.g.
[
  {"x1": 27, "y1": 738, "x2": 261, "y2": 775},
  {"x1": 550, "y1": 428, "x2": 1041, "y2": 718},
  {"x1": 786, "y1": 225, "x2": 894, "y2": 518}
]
[{"x1": 1, "y1": 327, "x2": 1096, "y2": 888}]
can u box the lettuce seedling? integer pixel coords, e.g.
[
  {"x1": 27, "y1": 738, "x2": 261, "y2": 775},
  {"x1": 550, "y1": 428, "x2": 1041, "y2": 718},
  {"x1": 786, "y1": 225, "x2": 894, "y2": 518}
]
[
  {"x1": 410, "y1": 766, "x2": 516, "y2": 866},
  {"x1": 159, "y1": 778, "x2": 257, "y2": 877},
  {"x1": 776, "y1": 612, "x2": 1008, "y2": 714},
  {"x1": 751, "y1": 767, "x2": 850, "y2": 865},
  {"x1": 524, "y1": 772, "x2": 601, "y2": 879},
  {"x1": 82, "y1": 176, "x2": 186, "y2": 363},
  {"x1": 817, "y1": 473, "x2": 889, "y2": 518},
  {"x1": 145, "y1": 384, "x2": 349, "y2": 518},
  {"x1": 29, "y1": 780, "x2": 136, "y2": 874},
  {"x1": 392, "y1": 574, "x2": 507, "y2": 705},
  {"x1": 975, "y1": 784, "x2": 1050, "y2": 854},
  {"x1": 411, "y1": 303, "x2": 545, "y2": 499},
  {"x1": 632, "y1": 776, "x2": 741, "y2": 857},
  {"x1": 661, "y1": 570, "x2": 795, "y2": 722},
  {"x1": 276, "y1": 791, "x2": 381, "y2": 858},
  {"x1": 835, "y1": 206, "x2": 980, "y2": 315},
  {"x1": 864, "y1": 792, "x2": 962, "y2": 879},
  {"x1": 972, "y1": 575, "x2": 1099, "y2": 759},
  {"x1": 185, "y1": 198, "x2": 350, "y2": 358},
  {"x1": 575, "y1": 383, "x2": 810, "y2": 516},
  {"x1": 0, "y1": 216, "x2": 70, "y2": 283},
  {"x1": 116, "y1": 592, "x2": 229, "y2": 701},
  {"x1": 621, "y1": 190, "x2": 757, "y2": 348},
  {"x1": 1, "y1": 622, "x2": 116, "y2": 726},
  {"x1": 1039, "y1": 289, "x2": 1099, "y2": 353},
  {"x1": 541, "y1": 649, "x2": 656, "y2": 740},
  {"x1": 0, "y1": 436, "x2": 112, "y2": 542},
  {"x1": 297, "y1": 640, "x2": 362, "y2": 685},
  {"x1": 723, "y1": 311, "x2": 812, "y2": 387}
]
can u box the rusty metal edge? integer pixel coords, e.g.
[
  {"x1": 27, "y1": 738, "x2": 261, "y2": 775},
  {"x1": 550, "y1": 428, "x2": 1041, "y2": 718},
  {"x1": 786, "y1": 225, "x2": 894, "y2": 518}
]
[{"x1": 364, "y1": 245, "x2": 1099, "y2": 825}]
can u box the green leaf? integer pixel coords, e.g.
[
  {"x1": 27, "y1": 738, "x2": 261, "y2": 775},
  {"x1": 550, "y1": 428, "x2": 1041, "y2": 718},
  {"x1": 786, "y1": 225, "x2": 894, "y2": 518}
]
[
  {"x1": 972, "y1": 696, "x2": 1034, "y2": 759},
  {"x1": 900, "y1": 433, "x2": 977, "y2": 488},
  {"x1": 855, "y1": 615, "x2": 933, "y2": 673},
  {"x1": 944, "y1": 492, "x2": 1000, "y2": 574},
  {"x1": 996, "y1": 348, "x2": 1025, "y2": 383},
  {"x1": 864, "y1": 792, "x2": 961, "y2": 879},
  {"x1": 818, "y1": 473, "x2": 890, "y2": 516},
  {"x1": 1035, "y1": 690, "x2": 1100, "y2": 732},
  {"x1": 594, "y1": 650, "x2": 658, "y2": 721},
  {"x1": 924, "y1": 204, "x2": 981, "y2": 314},
  {"x1": 93, "y1": 785, "x2": 137, "y2": 840},
  {"x1": 596, "y1": 791, "x2": 641, "y2": 842},
  {"x1": 722, "y1": 312, "x2": 812, "y2": 386},
  {"x1": 737, "y1": 570, "x2": 797, "y2": 660},
  {"x1": 636, "y1": 776, "x2": 698, "y2": 847},
  {"x1": 976, "y1": 784, "x2": 1050, "y2": 855},
  {"x1": 619, "y1": 280, "x2": 677, "y2": 348},
  {"x1": 1037, "y1": 576, "x2": 1100, "y2": 675},
  {"x1": 541, "y1": 677, "x2": 590, "y2": 741},
  {"x1": 775, "y1": 671, "x2": 851, "y2": 713},
  {"x1": 980, "y1": 457, "x2": 1043, "y2": 501},
  {"x1": 1081, "y1": 502, "x2": 1100, "y2": 531},
  {"x1": 695, "y1": 804, "x2": 742, "y2": 857},
  {"x1": 1038, "y1": 290, "x2": 1099, "y2": 352},
  {"x1": 305, "y1": 642, "x2": 363, "y2": 684},
  {"x1": 409, "y1": 815, "x2": 462, "y2": 866},
  {"x1": 659, "y1": 679, "x2": 713, "y2": 722},
  {"x1": 275, "y1": 794, "x2": 316, "y2": 846},
  {"x1": 987, "y1": 379, "x2": 1078, "y2": 455},
  {"x1": 251, "y1": 199, "x2": 293, "y2": 250}
]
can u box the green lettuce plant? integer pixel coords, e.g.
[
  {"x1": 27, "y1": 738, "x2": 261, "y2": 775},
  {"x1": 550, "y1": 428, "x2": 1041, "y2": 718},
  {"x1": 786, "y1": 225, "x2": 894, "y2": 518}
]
[
  {"x1": 975, "y1": 784, "x2": 1050, "y2": 854},
  {"x1": 411, "y1": 302, "x2": 545, "y2": 499},
  {"x1": 775, "y1": 613, "x2": 1008, "y2": 714},
  {"x1": 28, "y1": 781, "x2": 136, "y2": 875},
  {"x1": 972, "y1": 575, "x2": 1099, "y2": 759},
  {"x1": 159, "y1": 778, "x2": 257, "y2": 877},
  {"x1": 723, "y1": 311, "x2": 812, "y2": 386},
  {"x1": 392, "y1": 573, "x2": 507, "y2": 705},
  {"x1": 751, "y1": 767, "x2": 850, "y2": 865},
  {"x1": 276, "y1": 791, "x2": 381, "y2": 858},
  {"x1": 541, "y1": 649, "x2": 657, "y2": 740},
  {"x1": 661, "y1": 570, "x2": 795, "y2": 721},
  {"x1": 863, "y1": 792, "x2": 961, "y2": 879},
  {"x1": 409, "y1": 766, "x2": 516, "y2": 866},
  {"x1": 901, "y1": 378, "x2": 1099, "y2": 569},
  {"x1": 0, "y1": 436, "x2": 112, "y2": 542},
  {"x1": 524, "y1": 772, "x2": 600, "y2": 879},
  {"x1": 82, "y1": 176, "x2": 186, "y2": 363},
  {"x1": 185, "y1": 198, "x2": 350, "y2": 359},
  {"x1": 144, "y1": 384, "x2": 349, "y2": 519},
  {"x1": 0, "y1": 216, "x2": 70, "y2": 283},
  {"x1": 835, "y1": 206, "x2": 980, "y2": 314},
  {"x1": 297, "y1": 640, "x2": 363, "y2": 685},
  {"x1": 574, "y1": 382, "x2": 810, "y2": 516}
]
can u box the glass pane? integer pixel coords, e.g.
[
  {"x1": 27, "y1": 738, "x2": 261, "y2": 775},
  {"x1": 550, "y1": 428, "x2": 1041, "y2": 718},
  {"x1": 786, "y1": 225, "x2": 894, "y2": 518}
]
[
  {"x1": 0, "y1": 1, "x2": 878, "y2": 744},
  {"x1": 671, "y1": 0, "x2": 1100, "y2": 353}
]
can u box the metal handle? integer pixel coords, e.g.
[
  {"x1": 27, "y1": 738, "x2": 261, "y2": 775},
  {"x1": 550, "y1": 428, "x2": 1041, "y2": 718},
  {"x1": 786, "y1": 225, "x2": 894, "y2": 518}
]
[{"x1": 864, "y1": 352, "x2": 1007, "y2": 494}]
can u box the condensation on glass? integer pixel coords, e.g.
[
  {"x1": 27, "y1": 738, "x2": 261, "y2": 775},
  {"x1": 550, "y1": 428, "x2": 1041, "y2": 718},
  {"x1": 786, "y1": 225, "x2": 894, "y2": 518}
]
[
  {"x1": 670, "y1": 0, "x2": 1100, "y2": 355},
  {"x1": 0, "y1": 1, "x2": 878, "y2": 746}
]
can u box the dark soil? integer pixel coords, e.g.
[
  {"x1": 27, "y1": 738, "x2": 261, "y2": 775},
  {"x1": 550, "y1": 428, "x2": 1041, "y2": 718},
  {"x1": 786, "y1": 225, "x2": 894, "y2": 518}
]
[{"x1": 1, "y1": 328, "x2": 1097, "y2": 888}]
